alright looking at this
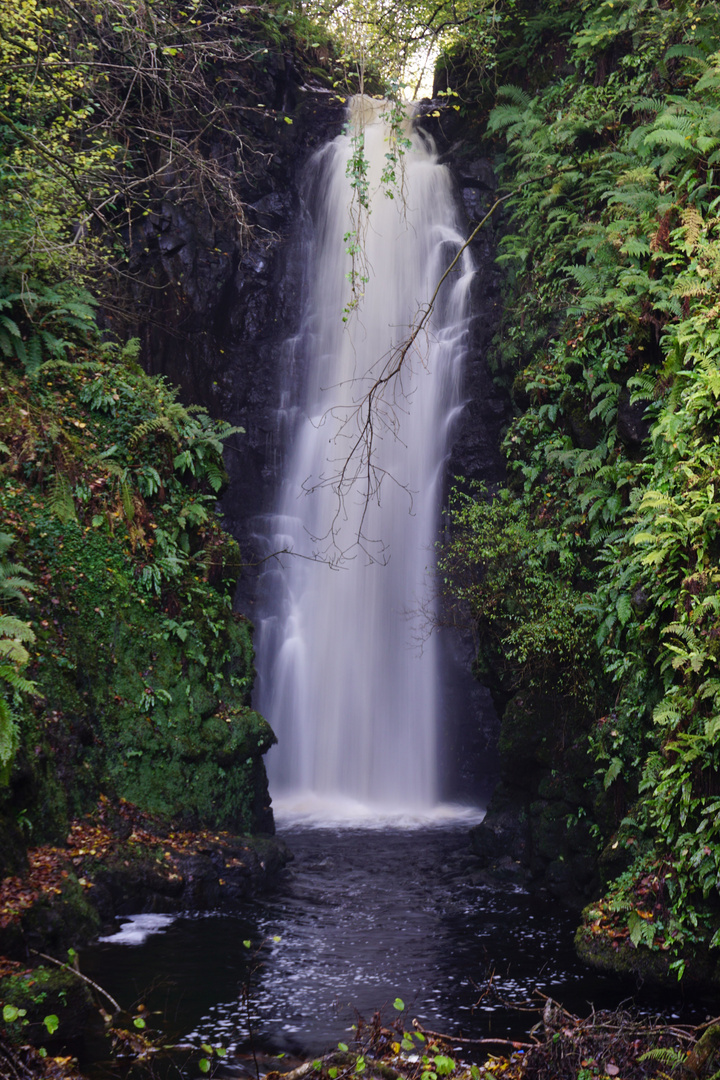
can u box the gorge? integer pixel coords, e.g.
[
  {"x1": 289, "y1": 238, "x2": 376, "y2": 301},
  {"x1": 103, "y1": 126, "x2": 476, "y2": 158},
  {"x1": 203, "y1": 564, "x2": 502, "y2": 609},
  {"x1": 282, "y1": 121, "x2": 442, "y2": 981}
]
[{"x1": 3, "y1": 1, "x2": 720, "y2": 1076}]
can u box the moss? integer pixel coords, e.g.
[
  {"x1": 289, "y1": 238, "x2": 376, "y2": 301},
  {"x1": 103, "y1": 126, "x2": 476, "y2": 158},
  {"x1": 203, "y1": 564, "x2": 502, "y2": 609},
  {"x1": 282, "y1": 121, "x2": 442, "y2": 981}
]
[
  {"x1": 498, "y1": 693, "x2": 552, "y2": 769},
  {"x1": 117, "y1": 707, "x2": 275, "y2": 832},
  {"x1": 0, "y1": 348, "x2": 276, "y2": 855},
  {"x1": 21, "y1": 877, "x2": 100, "y2": 957},
  {"x1": 0, "y1": 964, "x2": 93, "y2": 1044},
  {"x1": 575, "y1": 919, "x2": 720, "y2": 988},
  {"x1": 529, "y1": 799, "x2": 574, "y2": 863}
]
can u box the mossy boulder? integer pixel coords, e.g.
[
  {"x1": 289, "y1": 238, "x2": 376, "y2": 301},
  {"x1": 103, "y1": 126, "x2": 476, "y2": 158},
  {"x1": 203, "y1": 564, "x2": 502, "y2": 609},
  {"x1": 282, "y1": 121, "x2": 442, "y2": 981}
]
[
  {"x1": 2, "y1": 486, "x2": 276, "y2": 842},
  {"x1": 0, "y1": 964, "x2": 94, "y2": 1045},
  {"x1": 575, "y1": 917, "x2": 720, "y2": 988},
  {"x1": 116, "y1": 707, "x2": 275, "y2": 833}
]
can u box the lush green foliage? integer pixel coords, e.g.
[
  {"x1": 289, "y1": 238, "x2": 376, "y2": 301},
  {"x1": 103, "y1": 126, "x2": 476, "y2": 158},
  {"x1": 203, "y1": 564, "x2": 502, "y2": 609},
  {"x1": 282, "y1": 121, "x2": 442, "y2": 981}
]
[
  {"x1": 440, "y1": 484, "x2": 594, "y2": 704},
  {"x1": 0, "y1": 0, "x2": 342, "y2": 374},
  {"x1": 0, "y1": 533, "x2": 36, "y2": 782},
  {"x1": 441, "y1": 0, "x2": 720, "y2": 966},
  {"x1": 0, "y1": 0, "x2": 351, "y2": 844},
  {"x1": 0, "y1": 328, "x2": 277, "y2": 834}
]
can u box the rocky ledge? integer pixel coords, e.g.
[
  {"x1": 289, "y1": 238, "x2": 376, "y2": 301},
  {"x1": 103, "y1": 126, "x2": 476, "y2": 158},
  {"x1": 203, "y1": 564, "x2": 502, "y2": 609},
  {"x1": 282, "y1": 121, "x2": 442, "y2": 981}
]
[{"x1": 0, "y1": 794, "x2": 290, "y2": 963}]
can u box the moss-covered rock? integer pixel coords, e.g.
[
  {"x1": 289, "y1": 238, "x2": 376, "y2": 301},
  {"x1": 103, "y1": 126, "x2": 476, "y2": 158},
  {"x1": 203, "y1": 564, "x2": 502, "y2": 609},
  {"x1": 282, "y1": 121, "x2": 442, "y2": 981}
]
[
  {"x1": 0, "y1": 351, "x2": 276, "y2": 848},
  {"x1": 472, "y1": 687, "x2": 603, "y2": 905},
  {"x1": 575, "y1": 918, "x2": 720, "y2": 989},
  {"x1": 26, "y1": 881, "x2": 100, "y2": 957},
  {"x1": 0, "y1": 964, "x2": 94, "y2": 1045}
]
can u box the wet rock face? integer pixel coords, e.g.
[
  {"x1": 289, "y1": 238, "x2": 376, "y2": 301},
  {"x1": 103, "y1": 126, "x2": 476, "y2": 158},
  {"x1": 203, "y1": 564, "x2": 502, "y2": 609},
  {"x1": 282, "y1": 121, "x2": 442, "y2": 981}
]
[
  {"x1": 111, "y1": 78, "x2": 348, "y2": 607},
  {"x1": 119, "y1": 95, "x2": 509, "y2": 604},
  {"x1": 469, "y1": 691, "x2": 603, "y2": 909},
  {"x1": 116, "y1": 93, "x2": 510, "y2": 811}
]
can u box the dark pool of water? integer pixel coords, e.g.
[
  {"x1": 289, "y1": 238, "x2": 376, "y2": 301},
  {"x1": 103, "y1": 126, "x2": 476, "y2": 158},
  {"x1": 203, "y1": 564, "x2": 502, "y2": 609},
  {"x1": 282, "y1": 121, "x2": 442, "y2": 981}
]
[{"x1": 80, "y1": 822, "x2": 700, "y2": 1073}]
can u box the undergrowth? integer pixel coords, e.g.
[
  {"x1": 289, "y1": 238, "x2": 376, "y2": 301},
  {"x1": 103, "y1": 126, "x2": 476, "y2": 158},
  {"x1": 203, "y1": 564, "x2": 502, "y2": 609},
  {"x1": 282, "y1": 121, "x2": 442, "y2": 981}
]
[{"x1": 440, "y1": 0, "x2": 720, "y2": 973}]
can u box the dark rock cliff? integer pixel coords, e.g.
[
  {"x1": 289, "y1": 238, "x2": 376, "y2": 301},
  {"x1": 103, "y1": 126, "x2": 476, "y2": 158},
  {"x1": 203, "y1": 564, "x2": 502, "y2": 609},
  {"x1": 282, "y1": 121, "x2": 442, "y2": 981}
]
[{"x1": 108, "y1": 56, "x2": 512, "y2": 811}]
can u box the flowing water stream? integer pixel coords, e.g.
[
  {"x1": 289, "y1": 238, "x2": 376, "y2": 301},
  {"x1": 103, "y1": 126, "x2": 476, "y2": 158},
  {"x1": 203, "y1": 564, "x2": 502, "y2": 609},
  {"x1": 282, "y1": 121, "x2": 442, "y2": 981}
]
[{"x1": 82, "y1": 821, "x2": 695, "y2": 1076}]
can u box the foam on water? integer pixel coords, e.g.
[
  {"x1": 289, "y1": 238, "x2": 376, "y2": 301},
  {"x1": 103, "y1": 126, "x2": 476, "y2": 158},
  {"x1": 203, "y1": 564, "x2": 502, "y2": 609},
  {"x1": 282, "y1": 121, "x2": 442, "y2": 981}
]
[
  {"x1": 98, "y1": 913, "x2": 176, "y2": 946},
  {"x1": 271, "y1": 793, "x2": 486, "y2": 829}
]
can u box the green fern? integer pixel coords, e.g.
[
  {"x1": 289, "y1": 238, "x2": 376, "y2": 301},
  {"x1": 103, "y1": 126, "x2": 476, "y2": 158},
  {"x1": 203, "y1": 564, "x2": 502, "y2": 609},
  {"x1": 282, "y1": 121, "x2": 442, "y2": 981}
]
[
  {"x1": 0, "y1": 537, "x2": 38, "y2": 778},
  {"x1": 48, "y1": 473, "x2": 78, "y2": 525},
  {"x1": 128, "y1": 415, "x2": 181, "y2": 447},
  {"x1": 638, "y1": 1045, "x2": 686, "y2": 1074}
]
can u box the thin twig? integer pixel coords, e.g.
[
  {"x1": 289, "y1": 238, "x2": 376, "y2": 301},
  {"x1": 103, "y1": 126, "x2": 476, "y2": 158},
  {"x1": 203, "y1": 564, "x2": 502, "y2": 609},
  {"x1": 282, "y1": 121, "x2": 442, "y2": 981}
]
[
  {"x1": 30, "y1": 949, "x2": 122, "y2": 1014},
  {"x1": 412, "y1": 1021, "x2": 537, "y2": 1050}
]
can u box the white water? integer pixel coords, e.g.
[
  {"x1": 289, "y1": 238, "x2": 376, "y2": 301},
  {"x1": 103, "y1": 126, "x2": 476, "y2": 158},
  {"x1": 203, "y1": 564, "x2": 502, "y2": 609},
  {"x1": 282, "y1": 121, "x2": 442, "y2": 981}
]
[{"x1": 255, "y1": 97, "x2": 473, "y2": 814}]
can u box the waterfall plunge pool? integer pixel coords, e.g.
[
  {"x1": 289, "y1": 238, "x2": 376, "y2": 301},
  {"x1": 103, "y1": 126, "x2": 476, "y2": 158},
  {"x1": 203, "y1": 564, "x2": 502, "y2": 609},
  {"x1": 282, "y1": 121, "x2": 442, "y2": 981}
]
[{"x1": 79, "y1": 820, "x2": 698, "y2": 1076}]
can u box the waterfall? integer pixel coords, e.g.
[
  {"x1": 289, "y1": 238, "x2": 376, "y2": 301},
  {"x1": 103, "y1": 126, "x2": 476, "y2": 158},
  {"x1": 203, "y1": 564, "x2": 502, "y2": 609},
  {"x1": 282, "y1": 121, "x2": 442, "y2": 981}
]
[{"x1": 254, "y1": 96, "x2": 473, "y2": 816}]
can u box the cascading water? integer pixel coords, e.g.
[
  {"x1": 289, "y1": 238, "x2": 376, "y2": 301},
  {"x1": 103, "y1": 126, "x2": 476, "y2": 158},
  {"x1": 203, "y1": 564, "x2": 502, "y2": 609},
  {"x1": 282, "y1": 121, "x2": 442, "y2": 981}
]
[{"x1": 254, "y1": 96, "x2": 473, "y2": 815}]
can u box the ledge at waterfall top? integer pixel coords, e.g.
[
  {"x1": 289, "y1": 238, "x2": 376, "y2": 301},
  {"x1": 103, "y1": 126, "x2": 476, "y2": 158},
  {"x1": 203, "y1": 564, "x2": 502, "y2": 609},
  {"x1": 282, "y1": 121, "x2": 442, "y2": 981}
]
[{"x1": 254, "y1": 96, "x2": 475, "y2": 814}]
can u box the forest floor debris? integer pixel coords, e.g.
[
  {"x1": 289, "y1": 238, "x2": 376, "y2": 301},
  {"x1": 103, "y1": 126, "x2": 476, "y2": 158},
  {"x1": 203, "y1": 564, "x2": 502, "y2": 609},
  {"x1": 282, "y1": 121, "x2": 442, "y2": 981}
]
[
  {"x1": 0, "y1": 794, "x2": 287, "y2": 947},
  {"x1": 3, "y1": 972, "x2": 720, "y2": 1080},
  {"x1": 274, "y1": 1000, "x2": 720, "y2": 1080}
]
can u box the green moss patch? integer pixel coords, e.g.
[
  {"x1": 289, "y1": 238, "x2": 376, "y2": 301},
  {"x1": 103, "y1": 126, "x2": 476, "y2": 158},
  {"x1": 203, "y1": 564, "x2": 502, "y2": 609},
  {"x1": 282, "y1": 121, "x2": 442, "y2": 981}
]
[{"x1": 0, "y1": 346, "x2": 274, "y2": 844}]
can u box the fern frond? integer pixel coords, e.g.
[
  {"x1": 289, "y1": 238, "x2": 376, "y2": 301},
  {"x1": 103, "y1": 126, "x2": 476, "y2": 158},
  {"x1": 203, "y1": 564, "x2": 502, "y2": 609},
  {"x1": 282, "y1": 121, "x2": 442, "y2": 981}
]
[
  {"x1": 128, "y1": 416, "x2": 180, "y2": 447},
  {"x1": 0, "y1": 616, "x2": 35, "y2": 644},
  {"x1": 495, "y1": 85, "x2": 533, "y2": 107},
  {"x1": 48, "y1": 473, "x2": 77, "y2": 525},
  {"x1": 0, "y1": 696, "x2": 18, "y2": 769},
  {"x1": 120, "y1": 480, "x2": 134, "y2": 522}
]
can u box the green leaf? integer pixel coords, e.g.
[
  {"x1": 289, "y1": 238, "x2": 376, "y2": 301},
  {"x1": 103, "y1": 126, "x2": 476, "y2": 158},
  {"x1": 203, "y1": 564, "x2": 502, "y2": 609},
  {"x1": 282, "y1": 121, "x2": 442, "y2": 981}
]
[
  {"x1": 199, "y1": 1059, "x2": 211, "y2": 1074},
  {"x1": 393, "y1": 997, "x2": 405, "y2": 1011},
  {"x1": 628, "y1": 911, "x2": 644, "y2": 947},
  {"x1": 603, "y1": 757, "x2": 623, "y2": 790},
  {"x1": 43, "y1": 1014, "x2": 59, "y2": 1035},
  {"x1": 338, "y1": 1042, "x2": 349, "y2": 1052},
  {"x1": 133, "y1": 1016, "x2": 146, "y2": 1029},
  {"x1": 616, "y1": 593, "x2": 632, "y2": 626}
]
